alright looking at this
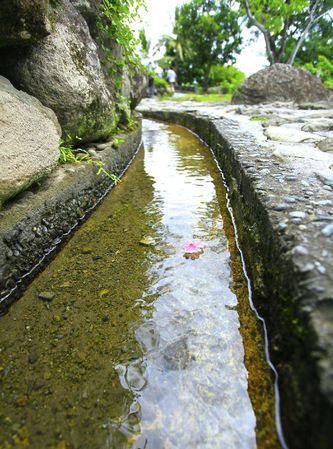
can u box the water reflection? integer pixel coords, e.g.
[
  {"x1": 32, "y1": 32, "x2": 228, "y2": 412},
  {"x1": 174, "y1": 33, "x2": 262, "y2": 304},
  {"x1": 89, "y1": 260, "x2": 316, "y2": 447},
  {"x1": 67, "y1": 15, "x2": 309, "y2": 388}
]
[{"x1": 115, "y1": 120, "x2": 256, "y2": 449}]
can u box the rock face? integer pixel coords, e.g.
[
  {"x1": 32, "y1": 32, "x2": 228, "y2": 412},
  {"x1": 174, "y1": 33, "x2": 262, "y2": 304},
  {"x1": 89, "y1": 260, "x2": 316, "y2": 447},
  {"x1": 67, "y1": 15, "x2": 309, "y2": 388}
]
[
  {"x1": 71, "y1": 0, "x2": 146, "y2": 110},
  {"x1": 122, "y1": 70, "x2": 147, "y2": 110},
  {"x1": 0, "y1": 0, "x2": 52, "y2": 46},
  {"x1": 0, "y1": 76, "x2": 61, "y2": 207},
  {"x1": 232, "y1": 63, "x2": 330, "y2": 105},
  {"x1": 0, "y1": 0, "x2": 116, "y2": 143}
]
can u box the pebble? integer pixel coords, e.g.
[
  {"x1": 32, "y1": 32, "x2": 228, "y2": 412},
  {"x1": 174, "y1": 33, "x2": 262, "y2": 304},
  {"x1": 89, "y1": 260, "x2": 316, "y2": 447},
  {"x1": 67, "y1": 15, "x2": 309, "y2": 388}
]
[
  {"x1": 321, "y1": 223, "x2": 333, "y2": 237},
  {"x1": 315, "y1": 262, "x2": 326, "y2": 274},
  {"x1": 289, "y1": 211, "x2": 306, "y2": 219},
  {"x1": 277, "y1": 222, "x2": 288, "y2": 231},
  {"x1": 274, "y1": 203, "x2": 289, "y2": 211},
  {"x1": 299, "y1": 263, "x2": 315, "y2": 273},
  {"x1": 139, "y1": 236, "x2": 157, "y2": 246},
  {"x1": 285, "y1": 196, "x2": 297, "y2": 203},
  {"x1": 317, "y1": 200, "x2": 333, "y2": 206},
  {"x1": 81, "y1": 246, "x2": 93, "y2": 254},
  {"x1": 292, "y1": 245, "x2": 309, "y2": 256},
  {"x1": 95, "y1": 143, "x2": 108, "y2": 150},
  {"x1": 38, "y1": 291, "x2": 55, "y2": 302}
]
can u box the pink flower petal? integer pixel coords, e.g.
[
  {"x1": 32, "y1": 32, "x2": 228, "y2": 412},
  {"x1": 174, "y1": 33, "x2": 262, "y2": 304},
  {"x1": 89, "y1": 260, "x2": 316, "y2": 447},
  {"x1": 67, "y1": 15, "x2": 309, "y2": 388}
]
[{"x1": 183, "y1": 239, "x2": 204, "y2": 253}]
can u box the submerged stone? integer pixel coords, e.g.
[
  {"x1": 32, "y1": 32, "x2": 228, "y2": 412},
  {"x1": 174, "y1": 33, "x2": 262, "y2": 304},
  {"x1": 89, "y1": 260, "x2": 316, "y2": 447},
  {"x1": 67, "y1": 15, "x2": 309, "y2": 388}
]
[
  {"x1": 139, "y1": 236, "x2": 157, "y2": 246},
  {"x1": 38, "y1": 291, "x2": 56, "y2": 302}
]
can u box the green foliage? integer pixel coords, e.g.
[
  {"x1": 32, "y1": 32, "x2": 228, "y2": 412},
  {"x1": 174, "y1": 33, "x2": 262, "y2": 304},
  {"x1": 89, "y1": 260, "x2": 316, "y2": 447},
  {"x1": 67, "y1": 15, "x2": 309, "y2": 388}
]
[
  {"x1": 59, "y1": 140, "x2": 120, "y2": 184},
  {"x1": 302, "y1": 55, "x2": 333, "y2": 87},
  {"x1": 209, "y1": 65, "x2": 245, "y2": 93},
  {"x1": 99, "y1": 0, "x2": 146, "y2": 71},
  {"x1": 171, "y1": 0, "x2": 242, "y2": 91},
  {"x1": 139, "y1": 28, "x2": 150, "y2": 57},
  {"x1": 153, "y1": 75, "x2": 169, "y2": 89}
]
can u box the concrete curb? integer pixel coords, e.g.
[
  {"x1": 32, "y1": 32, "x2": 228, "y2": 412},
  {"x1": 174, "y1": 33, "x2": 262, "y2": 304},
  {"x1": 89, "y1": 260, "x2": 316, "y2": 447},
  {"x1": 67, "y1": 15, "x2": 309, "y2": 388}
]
[
  {"x1": 141, "y1": 108, "x2": 333, "y2": 449},
  {"x1": 0, "y1": 124, "x2": 142, "y2": 312}
]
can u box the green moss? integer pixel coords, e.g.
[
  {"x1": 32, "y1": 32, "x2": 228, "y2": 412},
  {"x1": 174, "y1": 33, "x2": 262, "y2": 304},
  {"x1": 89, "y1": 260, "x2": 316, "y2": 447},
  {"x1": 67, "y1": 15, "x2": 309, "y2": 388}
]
[
  {"x1": 160, "y1": 93, "x2": 232, "y2": 102},
  {"x1": 249, "y1": 116, "x2": 269, "y2": 121}
]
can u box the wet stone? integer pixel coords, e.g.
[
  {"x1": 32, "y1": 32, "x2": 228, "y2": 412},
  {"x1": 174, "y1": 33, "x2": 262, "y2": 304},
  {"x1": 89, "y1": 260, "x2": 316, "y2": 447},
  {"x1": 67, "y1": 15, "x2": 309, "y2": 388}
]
[
  {"x1": 321, "y1": 223, "x2": 333, "y2": 237},
  {"x1": 277, "y1": 222, "x2": 288, "y2": 231},
  {"x1": 274, "y1": 203, "x2": 289, "y2": 211},
  {"x1": 290, "y1": 211, "x2": 306, "y2": 219},
  {"x1": 299, "y1": 263, "x2": 315, "y2": 273},
  {"x1": 292, "y1": 245, "x2": 309, "y2": 256}
]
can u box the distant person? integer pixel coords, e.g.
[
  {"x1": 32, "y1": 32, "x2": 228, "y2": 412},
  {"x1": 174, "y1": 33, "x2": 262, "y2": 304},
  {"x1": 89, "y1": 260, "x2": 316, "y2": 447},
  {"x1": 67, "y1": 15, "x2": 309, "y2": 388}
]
[
  {"x1": 166, "y1": 67, "x2": 177, "y2": 93},
  {"x1": 147, "y1": 74, "x2": 155, "y2": 97}
]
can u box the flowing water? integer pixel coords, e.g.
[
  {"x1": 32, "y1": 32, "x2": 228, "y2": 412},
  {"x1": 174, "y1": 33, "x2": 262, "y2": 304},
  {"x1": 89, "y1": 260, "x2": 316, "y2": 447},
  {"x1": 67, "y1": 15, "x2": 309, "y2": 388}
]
[{"x1": 0, "y1": 120, "x2": 280, "y2": 449}]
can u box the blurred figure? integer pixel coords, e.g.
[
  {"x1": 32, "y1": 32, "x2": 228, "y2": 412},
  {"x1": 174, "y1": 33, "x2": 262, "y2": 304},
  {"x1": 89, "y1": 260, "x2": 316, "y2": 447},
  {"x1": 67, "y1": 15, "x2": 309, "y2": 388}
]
[
  {"x1": 166, "y1": 67, "x2": 177, "y2": 93},
  {"x1": 147, "y1": 73, "x2": 155, "y2": 97}
]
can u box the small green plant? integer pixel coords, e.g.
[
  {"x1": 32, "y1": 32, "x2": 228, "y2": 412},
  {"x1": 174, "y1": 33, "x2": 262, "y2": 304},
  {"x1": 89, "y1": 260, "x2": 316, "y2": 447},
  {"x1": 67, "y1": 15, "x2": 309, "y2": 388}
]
[
  {"x1": 112, "y1": 138, "x2": 125, "y2": 149},
  {"x1": 59, "y1": 140, "x2": 120, "y2": 184},
  {"x1": 249, "y1": 116, "x2": 269, "y2": 121},
  {"x1": 59, "y1": 140, "x2": 82, "y2": 164}
]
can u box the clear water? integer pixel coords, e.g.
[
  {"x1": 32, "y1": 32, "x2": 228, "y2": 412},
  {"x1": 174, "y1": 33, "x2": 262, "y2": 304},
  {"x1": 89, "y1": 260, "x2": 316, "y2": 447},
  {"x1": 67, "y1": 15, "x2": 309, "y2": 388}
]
[{"x1": 0, "y1": 120, "x2": 279, "y2": 449}]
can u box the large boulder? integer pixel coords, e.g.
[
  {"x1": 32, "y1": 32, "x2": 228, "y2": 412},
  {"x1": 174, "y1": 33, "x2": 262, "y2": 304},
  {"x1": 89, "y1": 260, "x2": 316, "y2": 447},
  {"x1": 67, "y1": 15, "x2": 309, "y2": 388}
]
[
  {"x1": 71, "y1": 0, "x2": 146, "y2": 110},
  {"x1": 232, "y1": 63, "x2": 330, "y2": 105},
  {"x1": 0, "y1": 0, "x2": 52, "y2": 47},
  {"x1": 0, "y1": 0, "x2": 116, "y2": 143},
  {"x1": 0, "y1": 76, "x2": 61, "y2": 207}
]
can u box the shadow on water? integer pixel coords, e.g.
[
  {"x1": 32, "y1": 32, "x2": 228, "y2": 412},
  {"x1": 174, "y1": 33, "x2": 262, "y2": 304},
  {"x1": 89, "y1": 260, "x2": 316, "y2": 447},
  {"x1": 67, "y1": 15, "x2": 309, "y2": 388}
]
[{"x1": 0, "y1": 120, "x2": 281, "y2": 449}]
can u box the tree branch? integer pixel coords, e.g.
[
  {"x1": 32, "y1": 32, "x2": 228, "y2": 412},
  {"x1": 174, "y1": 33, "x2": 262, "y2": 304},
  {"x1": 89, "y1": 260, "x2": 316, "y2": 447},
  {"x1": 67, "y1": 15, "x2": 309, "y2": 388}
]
[
  {"x1": 288, "y1": 0, "x2": 332, "y2": 65},
  {"x1": 243, "y1": 0, "x2": 275, "y2": 64}
]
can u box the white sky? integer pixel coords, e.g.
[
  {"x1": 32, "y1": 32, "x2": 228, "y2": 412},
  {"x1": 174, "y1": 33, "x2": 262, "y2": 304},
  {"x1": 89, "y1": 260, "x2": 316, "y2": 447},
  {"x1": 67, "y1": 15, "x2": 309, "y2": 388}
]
[{"x1": 139, "y1": 0, "x2": 268, "y2": 76}]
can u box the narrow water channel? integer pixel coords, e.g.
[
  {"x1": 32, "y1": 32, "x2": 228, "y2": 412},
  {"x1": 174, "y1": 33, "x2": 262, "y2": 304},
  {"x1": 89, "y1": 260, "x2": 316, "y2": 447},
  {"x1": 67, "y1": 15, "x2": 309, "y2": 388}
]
[{"x1": 0, "y1": 120, "x2": 280, "y2": 449}]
